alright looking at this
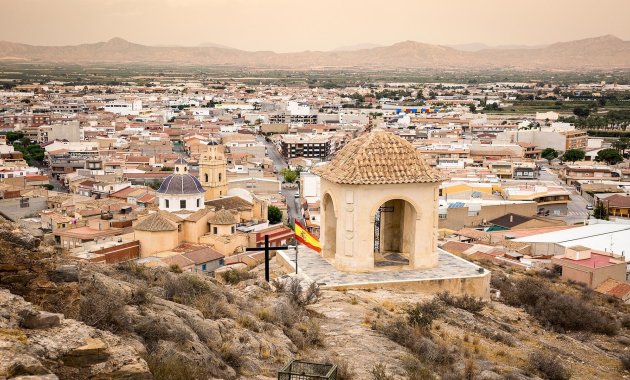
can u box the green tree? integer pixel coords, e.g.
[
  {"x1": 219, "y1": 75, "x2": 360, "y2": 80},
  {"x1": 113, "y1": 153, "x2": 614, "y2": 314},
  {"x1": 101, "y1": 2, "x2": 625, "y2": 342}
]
[
  {"x1": 612, "y1": 138, "x2": 629, "y2": 155},
  {"x1": 595, "y1": 148, "x2": 624, "y2": 165},
  {"x1": 6, "y1": 131, "x2": 24, "y2": 143},
  {"x1": 281, "y1": 168, "x2": 298, "y2": 183},
  {"x1": 267, "y1": 205, "x2": 283, "y2": 224},
  {"x1": 573, "y1": 106, "x2": 590, "y2": 118},
  {"x1": 593, "y1": 202, "x2": 609, "y2": 220},
  {"x1": 562, "y1": 149, "x2": 585, "y2": 163},
  {"x1": 468, "y1": 104, "x2": 476, "y2": 113},
  {"x1": 541, "y1": 148, "x2": 559, "y2": 162}
]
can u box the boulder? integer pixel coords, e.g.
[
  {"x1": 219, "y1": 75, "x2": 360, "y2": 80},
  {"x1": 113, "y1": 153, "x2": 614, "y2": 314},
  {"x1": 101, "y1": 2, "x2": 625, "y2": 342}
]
[
  {"x1": 19, "y1": 310, "x2": 63, "y2": 329},
  {"x1": 48, "y1": 265, "x2": 79, "y2": 283},
  {"x1": 62, "y1": 338, "x2": 110, "y2": 367}
]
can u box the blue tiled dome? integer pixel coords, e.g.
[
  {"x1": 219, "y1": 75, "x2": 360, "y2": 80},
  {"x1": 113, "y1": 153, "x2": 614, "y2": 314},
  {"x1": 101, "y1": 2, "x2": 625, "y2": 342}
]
[{"x1": 157, "y1": 174, "x2": 205, "y2": 194}]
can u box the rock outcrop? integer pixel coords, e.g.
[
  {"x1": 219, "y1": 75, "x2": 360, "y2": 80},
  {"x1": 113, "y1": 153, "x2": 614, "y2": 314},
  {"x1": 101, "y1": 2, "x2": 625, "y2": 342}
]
[{"x1": 0, "y1": 289, "x2": 152, "y2": 379}]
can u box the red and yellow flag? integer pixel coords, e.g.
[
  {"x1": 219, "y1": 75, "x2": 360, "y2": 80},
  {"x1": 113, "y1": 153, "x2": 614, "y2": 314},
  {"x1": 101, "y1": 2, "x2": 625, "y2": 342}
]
[{"x1": 294, "y1": 220, "x2": 321, "y2": 253}]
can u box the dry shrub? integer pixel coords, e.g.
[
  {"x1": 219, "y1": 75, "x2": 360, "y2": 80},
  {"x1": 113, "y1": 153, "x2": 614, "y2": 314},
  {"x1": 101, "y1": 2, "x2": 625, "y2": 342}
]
[
  {"x1": 500, "y1": 277, "x2": 618, "y2": 335},
  {"x1": 369, "y1": 363, "x2": 394, "y2": 380},
  {"x1": 298, "y1": 319, "x2": 323, "y2": 346},
  {"x1": 134, "y1": 320, "x2": 190, "y2": 350},
  {"x1": 402, "y1": 355, "x2": 433, "y2": 380},
  {"x1": 621, "y1": 352, "x2": 630, "y2": 372},
  {"x1": 220, "y1": 341, "x2": 243, "y2": 371},
  {"x1": 144, "y1": 354, "x2": 207, "y2": 380},
  {"x1": 116, "y1": 261, "x2": 149, "y2": 281},
  {"x1": 334, "y1": 357, "x2": 356, "y2": 380},
  {"x1": 236, "y1": 314, "x2": 260, "y2": 332},
  {"x1": 406, "y1": 298, "x2": 444, "y2": 331},
  {"x1": 219, "y1": 268, "x2": 256, "y2": 285},
  {"x1": 436, "y1": 291, "x2": 487, "y2": 314},
  {"x1": 282, "y1": 277, "x2": 321, "y2": 307},
  {"x1": 528, "y1": 350, "x2": 571, "y2": 380},
  {"x1": 79, "y1": 282, "x2": 126, "y2": 332}
]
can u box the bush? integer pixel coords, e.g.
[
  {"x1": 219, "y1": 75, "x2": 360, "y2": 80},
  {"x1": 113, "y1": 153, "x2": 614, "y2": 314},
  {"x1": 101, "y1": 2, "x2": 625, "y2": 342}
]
[
  {"x1": 402, "y1": 356, "x2": 433, "y2": 380},
  {"x1": 144, "y1": 354, "x2": 207, "y2": 380},
  {"x1": 220, "y1": 342, "x2": 243, "y2": 371},
  {"x1": 406, "y1": 299, "x2": 444, "y2": 330},
  {"x1": 79, "y1": 283, "x2": 126, "y2": 332},
  {"x1": 436, "y1": 292, "x2": 487, "y2": 314},
  {"x1": 281, "y1": 277, "x2": 321, "y2": 308},
  {"x1": 620, "y1": 352, "x2": 630, "y2": 372},
  {"x1": 369, "y1": 363, "x2": 394, "y2": 380},
  {"x1": 219, "y1": 269, "x2": 256, "y2": 285},
  {"x1": 500, "y1": 277, "x2": 618, "y2": 335},
  {"x1": 528, "y1": 351, "x2": 571, "y2": 380}
]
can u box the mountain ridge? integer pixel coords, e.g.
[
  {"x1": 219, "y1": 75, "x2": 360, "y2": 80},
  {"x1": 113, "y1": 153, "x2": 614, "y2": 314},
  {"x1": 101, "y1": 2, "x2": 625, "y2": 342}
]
[{"x1": 0, "y1": 35, "x2": 628, "y2": 70}]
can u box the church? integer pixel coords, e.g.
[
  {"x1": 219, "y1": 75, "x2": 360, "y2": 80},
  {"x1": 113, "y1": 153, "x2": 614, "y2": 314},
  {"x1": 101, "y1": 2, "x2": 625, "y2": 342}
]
[{"x1": 132, "y1": 142, "x2": 272, "y2": 259}]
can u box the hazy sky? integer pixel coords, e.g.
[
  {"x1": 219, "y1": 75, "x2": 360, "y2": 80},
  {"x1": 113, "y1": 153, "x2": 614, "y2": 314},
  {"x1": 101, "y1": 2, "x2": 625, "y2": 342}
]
[{"x1": 2, "y1": 0, "x2": 630, "y2": 52}]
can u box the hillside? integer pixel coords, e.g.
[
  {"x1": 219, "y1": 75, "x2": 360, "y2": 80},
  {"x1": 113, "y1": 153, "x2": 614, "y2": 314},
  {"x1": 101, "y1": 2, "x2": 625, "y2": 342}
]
[
  {"x1": 1, "y1": 217, "x2": 630, "y2": 379},
  {"x1": 0, "y1": 35, "x2": 628, "y2": 70}
]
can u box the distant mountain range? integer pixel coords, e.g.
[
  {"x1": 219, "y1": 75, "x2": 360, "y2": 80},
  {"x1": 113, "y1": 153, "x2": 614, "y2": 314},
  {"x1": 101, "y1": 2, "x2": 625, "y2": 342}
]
[{"x1": 0, "y1": 35, "x2": 628, "y2": 70}]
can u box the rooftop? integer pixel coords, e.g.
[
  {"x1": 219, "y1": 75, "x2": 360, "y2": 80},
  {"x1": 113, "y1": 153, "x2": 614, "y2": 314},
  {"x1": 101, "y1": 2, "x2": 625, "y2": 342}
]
[{"x1": 312, "y1": 129, "x2": 441, "y2": 185}]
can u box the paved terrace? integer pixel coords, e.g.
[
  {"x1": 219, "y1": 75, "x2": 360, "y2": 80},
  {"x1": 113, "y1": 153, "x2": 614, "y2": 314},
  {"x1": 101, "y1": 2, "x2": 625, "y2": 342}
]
[{"x1": 279, "y1": 246, "x2": 487, "y2": 288}]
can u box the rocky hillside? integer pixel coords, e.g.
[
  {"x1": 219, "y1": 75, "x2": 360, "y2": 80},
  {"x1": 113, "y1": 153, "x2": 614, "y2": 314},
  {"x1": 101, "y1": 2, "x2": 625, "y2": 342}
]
[
  {"x1": 2, "y1": 216, "x2": 630, "y2": 379},
  {"x1": 0, "y1": 35, "x2": 628, "y2": 70}
]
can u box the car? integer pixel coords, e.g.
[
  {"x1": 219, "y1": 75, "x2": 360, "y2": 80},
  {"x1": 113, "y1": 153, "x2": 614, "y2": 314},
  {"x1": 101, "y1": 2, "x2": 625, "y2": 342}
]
[
  {"x1": 586, "y1": 205, "x2": 594, "y2": 210},
  {"x1": 294, "y1": 193, "x2": 300, "y2": 198}
]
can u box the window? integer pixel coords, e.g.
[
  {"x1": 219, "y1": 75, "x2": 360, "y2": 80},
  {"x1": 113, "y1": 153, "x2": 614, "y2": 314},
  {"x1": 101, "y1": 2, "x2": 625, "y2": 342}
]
[
  {"x1": 218, "y1": 173, "x2": 222, "y2": 181},
  {"x1": 180, "y1": 199, "x2": 186, "y2": 209},
  {"x1": 165, "y1": 199, "x2": 170, "y2": 208},
  {"x1": 196, "y1": 198, "x2": 200, "y2": 207},
  {"x1": 213, "y1": 227, "x2": 218, "y2": 234},
  {"x1": 204, "y1": 173, "x2": 208, "y2": 182},
  {"x1": 201, "y1": 263, "x2": 207, "y2": 271},
  {"x1": 438, "y1": 214, "x2": 447, "y2": 220},
  {"x1": 231, "y1": 226, "x2": 235, "y2": 234}
]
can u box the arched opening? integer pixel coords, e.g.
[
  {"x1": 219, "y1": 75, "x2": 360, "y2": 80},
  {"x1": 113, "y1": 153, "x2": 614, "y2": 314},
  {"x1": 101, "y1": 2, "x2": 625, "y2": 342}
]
[
  {"x1": 373, "y1": 199, "x2": 417, "y2": 267},
  {"x1": 322, "y1": 193, "x2": 337, "y2": 259},
  {"x1": 204, "y1": 173, "x2": 209, "y2": 183}
]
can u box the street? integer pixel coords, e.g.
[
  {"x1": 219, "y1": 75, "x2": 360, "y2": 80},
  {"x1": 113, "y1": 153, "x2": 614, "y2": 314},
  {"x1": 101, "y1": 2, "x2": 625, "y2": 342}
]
[
  {"x1": 539, "y1": 168, "x2": 591, "y2": 224},
  {"x1": 258, "y1": 136, "x2": 303, "y2": 224}
]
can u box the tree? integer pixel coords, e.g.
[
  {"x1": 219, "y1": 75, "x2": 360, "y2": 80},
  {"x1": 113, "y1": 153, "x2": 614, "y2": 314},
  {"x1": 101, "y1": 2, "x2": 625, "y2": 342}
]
[
  {"x1": 468, "y1": 104, "x2": 476, "y2": 113},
  {"x1": 541, "y1": 148, "x2": 559, "y2": 162},
  {"x1": 280, "y1": 168, "x2": 298, "y2": 183},
  {"x1": 6, "y1": 131, "x2": 24, "y2": 143},
  {"x1": 562, "y1": 149, "x2": 585, "y2": 163},
  {"x1": 593, "y1": 201, "x2": 609, "y2": 220},
  {"x1": 595, "y1": 148, "x2": 624, "y2": 165},
  {"x1": 267, "y1": 205, "x2": 283, "y2": 224},
  {"x1": 612, "y1": 138, "x2": 629, "y2": 155},
  {"x1": 573, "y1": 106, "x2": 590, "y2": 118}
]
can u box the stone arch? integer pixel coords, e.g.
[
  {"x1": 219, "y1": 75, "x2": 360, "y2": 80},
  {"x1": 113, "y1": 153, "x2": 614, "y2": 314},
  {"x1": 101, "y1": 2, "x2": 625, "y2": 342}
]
[
  {"x1": 371, "y1": 197, "x2": 418, "y2": 268},
  {"x1": 321, "y1": 192, "x2": 338, "y2": 259},
  {"x1": 368, "y1": 195, "x2": 422, "y2": 223}
]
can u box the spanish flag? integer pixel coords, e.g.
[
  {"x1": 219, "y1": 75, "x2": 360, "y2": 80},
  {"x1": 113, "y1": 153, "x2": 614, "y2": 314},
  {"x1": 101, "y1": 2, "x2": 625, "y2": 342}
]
[{"x1": 294, "y1": 220, "x2": 321, "y2": 253}]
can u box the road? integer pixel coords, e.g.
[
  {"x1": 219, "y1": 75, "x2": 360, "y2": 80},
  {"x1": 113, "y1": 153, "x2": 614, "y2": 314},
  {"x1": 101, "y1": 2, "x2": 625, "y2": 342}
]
[
  {"x1": 258, "y1": 136, "x2": 303, "y2": 224},
  {"x1": 539, "y1": 168, "x2": 591, "y2": 224}
]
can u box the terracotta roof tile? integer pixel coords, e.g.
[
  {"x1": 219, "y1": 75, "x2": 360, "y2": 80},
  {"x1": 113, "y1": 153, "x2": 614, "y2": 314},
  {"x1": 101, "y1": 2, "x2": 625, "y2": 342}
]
[
  {"x1": 312, "y1": 129, "x2": 441, "y2": 185},
  {"x1": 135, "y1": 212, "x2": 178, "y2": 232}
]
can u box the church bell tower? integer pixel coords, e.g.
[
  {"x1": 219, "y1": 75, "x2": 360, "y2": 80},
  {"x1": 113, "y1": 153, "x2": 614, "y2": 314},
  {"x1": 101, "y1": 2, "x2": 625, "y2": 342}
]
[{"x1": 199, "y1": 141, "x2": 228, "y2": 200}]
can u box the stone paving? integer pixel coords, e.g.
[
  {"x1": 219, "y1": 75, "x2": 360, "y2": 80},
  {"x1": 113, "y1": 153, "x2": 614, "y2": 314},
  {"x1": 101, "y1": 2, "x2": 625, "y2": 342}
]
[{"x1": 279, "y1": 246, "x2": 487, "y2": 287}]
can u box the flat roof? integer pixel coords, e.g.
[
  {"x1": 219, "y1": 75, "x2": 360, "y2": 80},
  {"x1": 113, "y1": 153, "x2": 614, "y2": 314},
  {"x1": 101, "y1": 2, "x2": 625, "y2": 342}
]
[{"x1": 515, "y1": 223, "x2": 630, "y2": 261}]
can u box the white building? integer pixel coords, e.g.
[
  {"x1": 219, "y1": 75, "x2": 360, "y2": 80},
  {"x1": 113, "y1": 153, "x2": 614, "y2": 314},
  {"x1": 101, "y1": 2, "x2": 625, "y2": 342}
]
[{"x1": 156, "y1": 159, "x2": 206, "y2": 212}]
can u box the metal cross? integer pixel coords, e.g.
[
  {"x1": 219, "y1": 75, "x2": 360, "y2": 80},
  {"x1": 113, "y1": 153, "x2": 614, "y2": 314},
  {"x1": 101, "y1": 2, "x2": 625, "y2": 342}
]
[{"x1": 246, "y1": 234, "x2": 289, "y2": 282}]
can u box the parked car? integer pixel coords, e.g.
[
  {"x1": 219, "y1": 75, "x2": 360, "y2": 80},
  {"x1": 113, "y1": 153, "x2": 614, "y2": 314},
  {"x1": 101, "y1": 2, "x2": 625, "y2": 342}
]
[{"x1": 586, "y1": 204, "x2": 594, "y2": 210}]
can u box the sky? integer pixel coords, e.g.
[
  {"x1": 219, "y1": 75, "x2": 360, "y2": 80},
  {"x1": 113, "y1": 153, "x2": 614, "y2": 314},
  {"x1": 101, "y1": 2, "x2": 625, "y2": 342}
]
[{"x1": 1, "y1": 0, "x2": 630, "y2": 52}]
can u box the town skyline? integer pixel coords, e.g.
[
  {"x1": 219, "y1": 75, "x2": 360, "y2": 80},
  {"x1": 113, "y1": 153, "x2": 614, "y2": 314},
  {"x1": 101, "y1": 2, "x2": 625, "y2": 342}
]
[{"x1": 2, "y1": 0, "x2": 630, "y2": 52}]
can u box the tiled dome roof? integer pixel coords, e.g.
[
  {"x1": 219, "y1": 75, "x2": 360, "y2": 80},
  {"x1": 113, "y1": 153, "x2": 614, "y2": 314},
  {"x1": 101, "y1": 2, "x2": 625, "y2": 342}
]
[
  {"x1": 312, "y1": 129, "x2": 442, "y2": 185},
  {"x1": 157, "y1": 174, "x2": 205, "y2": 195},
  {"x1": 135, "y1": 212, "x2": 178, "y2": 232},
  {"x1": 209, "y1": 208, "x2": 238, "y2": 225}
]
